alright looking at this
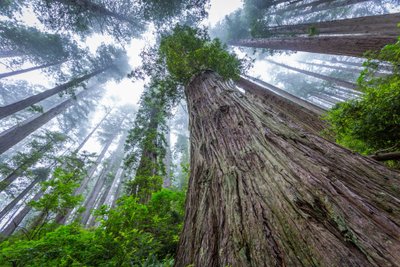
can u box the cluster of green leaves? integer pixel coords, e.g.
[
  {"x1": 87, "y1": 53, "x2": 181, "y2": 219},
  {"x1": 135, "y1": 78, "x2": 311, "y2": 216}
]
[
  {"x1": 1, "y1": 0, "x2": 209, "y2": 42},
  {"x1": 0, "y1": 189, "x2": 185, "y2": 266},
  {"x1": 25, "y1": 152, "x2": 93, "y2": 239},
  {"x1": 159, "y1": 25, "x2": 245, "y2": 85},
  {"x1": 30, "y1": 154, "x2": 90, "y2": 217},
  {"x1": 325, "y1": 36, "x2": 400, "y2": 156}
]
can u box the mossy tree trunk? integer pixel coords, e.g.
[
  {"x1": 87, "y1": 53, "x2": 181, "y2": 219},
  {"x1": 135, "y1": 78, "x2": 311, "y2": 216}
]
[{"x1": 174, "y1": 71, "x2": 400, "y2": 267}]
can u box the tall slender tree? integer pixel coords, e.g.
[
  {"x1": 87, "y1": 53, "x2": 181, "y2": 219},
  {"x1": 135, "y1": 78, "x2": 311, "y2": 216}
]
[
  {"x1": 81, "y1": 132, "x2": 126, "y2": 226},
  {"x1": 55, "y1": 113, "x2": 128, "y2": 224},
  {"x1": 87, "y1": 132, "x2": 128, "y2": 227},
  {"x1": 0, "y1": 131, "x2": 66, "y2": 191},
  {"x1": 299, "y1": 61, "x2": 363, "y2": 74},
  {"x1": 267, "y1": 60, "x2": 358, "y2": 89},
  {"x1": 0, "y1": 87, "x2": 98, "y2": 155},
  {"x1": 271, "y1": 0, "x2": 371, "y2": 16},
  {"x1": 74, "y1": 108, "x2": 113, "y2": 153},
  {"x1": 230, "y1": 35, "x2": 397, "y2": 57},
  {"x1": 0, "y1": 70, "x2": 104, "y2": 120},
  {"x1": 1, "y1": 189, "x2": 45, "y2": 237},
  {"x1": 124, "y1": 82, "x2": 173, "y2": 203},
  {"x1": 0, "y1": 21, "x2": 83, "y2": 74},
  {"x1": 257, "y1": 12, "x2": 400, "y2": 37},
  {"x1": 0, "y1": 45, "x2": 128, "y2": 120},
  {"x1": 0, "y1": 60, "x2": 66, "y2": 80}
]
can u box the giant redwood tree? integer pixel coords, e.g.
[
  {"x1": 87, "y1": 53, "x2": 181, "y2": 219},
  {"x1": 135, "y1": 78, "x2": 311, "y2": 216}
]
[{"x1": 148, "y1": 26, "x2": 400, "y2": 266}]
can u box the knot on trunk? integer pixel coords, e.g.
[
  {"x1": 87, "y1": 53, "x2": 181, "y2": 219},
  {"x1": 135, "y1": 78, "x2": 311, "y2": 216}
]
[{"x1": 219, "y1": 105, "x2": 229, "y2": 114}]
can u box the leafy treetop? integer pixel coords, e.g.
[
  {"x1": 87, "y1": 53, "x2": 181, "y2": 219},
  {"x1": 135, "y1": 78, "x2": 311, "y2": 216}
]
[{"x1": 158, "y1": 25, "x2": 245, "y2": 85}]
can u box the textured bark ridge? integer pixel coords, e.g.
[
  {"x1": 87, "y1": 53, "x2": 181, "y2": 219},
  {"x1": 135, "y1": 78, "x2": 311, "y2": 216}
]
[{"x1": 175, "y1": 71, "x2": 400, "y2": 267}]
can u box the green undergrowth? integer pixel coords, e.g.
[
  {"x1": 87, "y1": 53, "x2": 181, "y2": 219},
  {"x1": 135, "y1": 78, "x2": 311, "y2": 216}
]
[
  {"x1": 0, "y1": 189, "x2": 185, "y2": 267},
  {"x1": 325, "y1": 35, "x2": 400, "y2": 168}
]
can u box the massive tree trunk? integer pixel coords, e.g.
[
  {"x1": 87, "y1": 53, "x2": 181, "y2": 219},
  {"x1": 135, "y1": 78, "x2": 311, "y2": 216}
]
[
  {"x1": 174, "y1": 71, "x2": 400, "y2": 266},
  {"x1": 0, "y1": 60, "x2": 66, "y2": 79},
  {"x1": 229, "y1": 35, "x2": 397, "y2": 57},
  {"x1": 0, "y1": 67, "x2": 106, "y2": 120},
  {"x1": 0, "y1": 89, "x2": 90, "y2": 155},
  {"x1": 267, "y1": 60, "x2": 357, "y2": 90},
  {"x1": 264, "y1": 13, "x2": 400, "y2": 36}
]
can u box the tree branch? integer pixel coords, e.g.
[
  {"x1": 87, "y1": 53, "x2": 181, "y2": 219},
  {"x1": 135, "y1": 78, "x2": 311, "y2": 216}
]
[{"x1": 370, "y1": 152, "x2": 400, "y2": 161}]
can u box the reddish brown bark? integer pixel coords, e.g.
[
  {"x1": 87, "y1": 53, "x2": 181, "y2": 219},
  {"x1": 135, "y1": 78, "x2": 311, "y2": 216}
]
[
  {"x1": 229, "y1": 35, "x2": 397, "y2": 57},
  {"x1": 265, "y1": 13, "x2": 400, "y2": 37},
  {"x1": 174, "y1": 71, "x2": 400, "y2": 266}
]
